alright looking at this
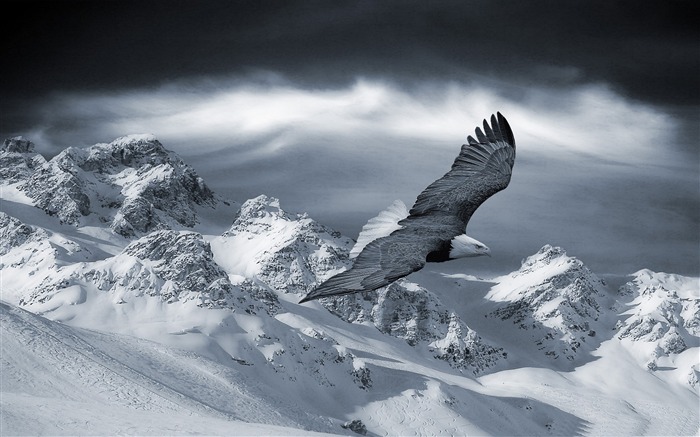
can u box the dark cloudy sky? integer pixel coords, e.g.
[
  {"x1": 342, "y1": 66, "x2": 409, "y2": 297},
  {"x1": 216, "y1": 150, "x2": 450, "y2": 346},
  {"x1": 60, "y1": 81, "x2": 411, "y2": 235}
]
[{"x1": 2, "y1": 0, "x2": 699, "y2": 276}]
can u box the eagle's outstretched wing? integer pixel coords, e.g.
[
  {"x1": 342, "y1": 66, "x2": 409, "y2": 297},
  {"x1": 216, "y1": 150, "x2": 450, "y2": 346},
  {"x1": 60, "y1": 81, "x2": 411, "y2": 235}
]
[
  {"x1": 299, "y1": 113, "x2": 516, "y2": 303},
  {"x1": 409, "y1": 112, "x2": 515, "y2": 225}
]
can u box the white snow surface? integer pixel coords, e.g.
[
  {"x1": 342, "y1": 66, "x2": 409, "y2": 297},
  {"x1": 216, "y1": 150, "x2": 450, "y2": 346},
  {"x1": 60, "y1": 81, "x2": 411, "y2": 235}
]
[{"x1": 1, "y1": 136, "x2": 699, "y2": 436}]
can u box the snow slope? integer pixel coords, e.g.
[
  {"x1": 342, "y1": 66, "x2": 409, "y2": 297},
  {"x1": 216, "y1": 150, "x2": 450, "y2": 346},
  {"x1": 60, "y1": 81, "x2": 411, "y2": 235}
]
[
  {"x1": 0, "y1": 302, "x2": 339, "y2": 436},
  {"x1": 1, "y1": 135, "x2": 698, "y2": 436}
]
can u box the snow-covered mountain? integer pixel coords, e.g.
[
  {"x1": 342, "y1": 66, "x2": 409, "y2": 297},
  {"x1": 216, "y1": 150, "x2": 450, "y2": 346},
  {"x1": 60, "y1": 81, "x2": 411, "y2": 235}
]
[
  {"x1": 486, "y1": 245, "x2": 609, "y2": 364},
  {"x1": 211, "y1": 194, "x2": 355, "y2": 292},
  {"x1": 1, "y1": 135, "x2": 698, "y2": 436},
  {"x1": 615, "y1": 269, "x2": 699, "y2": 382},
  {"x1": 8, "y1": 134, "x2": 221, "y2": 236}
]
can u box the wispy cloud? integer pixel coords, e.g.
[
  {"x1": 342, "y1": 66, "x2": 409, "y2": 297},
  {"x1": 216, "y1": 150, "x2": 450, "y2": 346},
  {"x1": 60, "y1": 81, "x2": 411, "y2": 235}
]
[
  {"x1": 29, "y1": 76, "x2": 676, "y2": 166},
  {"x1": 15, "y1": 74, "x2": 698, "y2": 276}
]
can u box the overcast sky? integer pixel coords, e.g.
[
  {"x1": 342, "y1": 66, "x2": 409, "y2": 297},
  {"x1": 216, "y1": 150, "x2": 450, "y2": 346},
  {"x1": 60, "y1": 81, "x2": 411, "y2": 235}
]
[{"x1": 2, "y1": 0, "x2": 698, "y2": 276}]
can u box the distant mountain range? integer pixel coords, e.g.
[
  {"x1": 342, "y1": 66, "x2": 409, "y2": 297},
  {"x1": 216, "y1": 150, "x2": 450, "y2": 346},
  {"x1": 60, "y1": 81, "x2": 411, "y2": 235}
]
[{"x1": 1, "y1": 135, "x2": 697, "y2": 436}]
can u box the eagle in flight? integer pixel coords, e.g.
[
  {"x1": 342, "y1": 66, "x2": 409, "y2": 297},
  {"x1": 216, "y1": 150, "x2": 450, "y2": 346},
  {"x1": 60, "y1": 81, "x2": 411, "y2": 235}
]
[{"x1": 300, "y1": 112, "x2": 515, "y2": 303}]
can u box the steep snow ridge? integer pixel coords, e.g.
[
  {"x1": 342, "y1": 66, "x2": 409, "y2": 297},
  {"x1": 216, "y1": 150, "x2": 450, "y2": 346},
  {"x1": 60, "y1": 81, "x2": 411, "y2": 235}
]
[
  {"x1": 486, "y1": 245, "x2": 609, "y2": 363},
  {"x1": 615, "y1": 269, "x2": 699, "y2": 381},
  {"x1": 0, "y1": 212, "x2": 99, "y2": 303},
  {"x1": 0, "y1": 302, "x2": 341, "y2": 436},
  {"x1": 0, "y1": 212, "x2": 57, "y2": 303},
  {"x1": 19, "y1": 229, "x2": 276, "y2": 316},
  {"x1": 212, "y1": 194, "x2": 354, "y2": 291},
  {"x1": 12, "y1": 134, "x2": 218, "y2": 236},
  {"x1": 0, "y1": 211, "x2": 48, "y2": 257}
]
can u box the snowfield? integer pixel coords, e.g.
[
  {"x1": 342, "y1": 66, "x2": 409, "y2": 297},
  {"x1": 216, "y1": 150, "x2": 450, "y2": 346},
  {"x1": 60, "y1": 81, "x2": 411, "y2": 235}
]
[{"x1": 1, "y1": 135, "x2": 698, "y2": 436}]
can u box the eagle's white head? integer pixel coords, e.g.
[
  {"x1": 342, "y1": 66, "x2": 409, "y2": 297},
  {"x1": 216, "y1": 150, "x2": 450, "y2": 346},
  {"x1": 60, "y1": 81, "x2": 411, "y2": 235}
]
[{"x1": 449, "y1": 234, "x2": 491, "y2": 259}]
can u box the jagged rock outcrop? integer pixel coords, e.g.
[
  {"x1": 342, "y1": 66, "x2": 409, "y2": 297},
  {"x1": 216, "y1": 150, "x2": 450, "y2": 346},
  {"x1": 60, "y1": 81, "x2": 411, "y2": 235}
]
[
  {"x1": 342, "y1": 419, "x2": 368, "y2": 435},
  {"x1": 487, "y1": 245, "x2": 607, "y2": 361},
  {"x1": 615, "y1": 269, "x2": 699, "y2": 372},
  {"x1": 430, "y1": 312, "x2": 506, "y2": 373},
  {"x1": 0, "y1": 137, "x2": 47, "y2": 183},
  {"x1": 11, "y1": 134, "x2": 217, "y2": 235},
  {"x1": 2, "y1": 136, "x2": 35, "y2": 154},
  {"x1": 324, "y1": 279, "x2": 505, "y2": 374}
]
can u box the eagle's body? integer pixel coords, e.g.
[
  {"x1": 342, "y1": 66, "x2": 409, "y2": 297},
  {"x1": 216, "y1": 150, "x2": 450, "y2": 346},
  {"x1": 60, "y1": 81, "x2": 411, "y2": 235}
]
[{"x1": 300, "y1": 113, "x2": 515, "y2": 303}]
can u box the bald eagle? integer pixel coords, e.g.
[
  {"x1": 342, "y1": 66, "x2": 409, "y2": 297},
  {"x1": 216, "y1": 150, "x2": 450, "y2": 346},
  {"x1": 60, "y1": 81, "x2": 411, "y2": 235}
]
[{"x1": 300, "y1": 113, "x2": 515, "y2": 303}]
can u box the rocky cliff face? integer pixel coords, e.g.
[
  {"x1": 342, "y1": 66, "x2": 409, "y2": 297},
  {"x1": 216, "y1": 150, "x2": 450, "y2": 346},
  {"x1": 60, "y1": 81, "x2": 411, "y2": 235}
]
[
  {"x1": 0, "y1": 211, "x2": 47, "y2": 257},
  {"x1": 11, "y1": 134, "x2": 217, "y2": 236}
]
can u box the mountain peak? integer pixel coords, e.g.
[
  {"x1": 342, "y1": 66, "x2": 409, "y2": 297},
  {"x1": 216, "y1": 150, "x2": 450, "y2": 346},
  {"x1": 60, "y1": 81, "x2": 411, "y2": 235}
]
[
  {"x1": 615, "y1": 269, "x2": 699, "y2": 372},
  {"x1": 216, "y1": 195, "x2": 353, "y2": 291},
  {"x1": 2, "y1": 136, "x2": 35, "y2": 153},
  {"x1": 9, "y1": 135, "x2": 216, "y2": 235},
  {"x1": 77, "y1": 134, "x2": 171, "y2": 172},
  {"x1": 236, "y1": 194, "x2": 286, "y2": 220},
  {"x1": 521, "y1": 244, "x2": 568, "y2": 269},
  {"x1": 487, "y1": 245, "x2": 607, "y2": 363},
  {"x1": 110, "y1": 133, "x2": 159, "y2": 145}
]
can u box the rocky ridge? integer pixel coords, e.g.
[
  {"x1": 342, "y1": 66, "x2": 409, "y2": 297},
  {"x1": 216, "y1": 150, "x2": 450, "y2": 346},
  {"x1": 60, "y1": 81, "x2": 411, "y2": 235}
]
[
  {"x1": 6, "y1": 134, "x2": 218, "y2": 236},
  {"x1": 323, "y1": 280, "x2": 506, "y2": 374},
  {"x1": 18, "y1": 229, "x2": 278, "y2": 316}
]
